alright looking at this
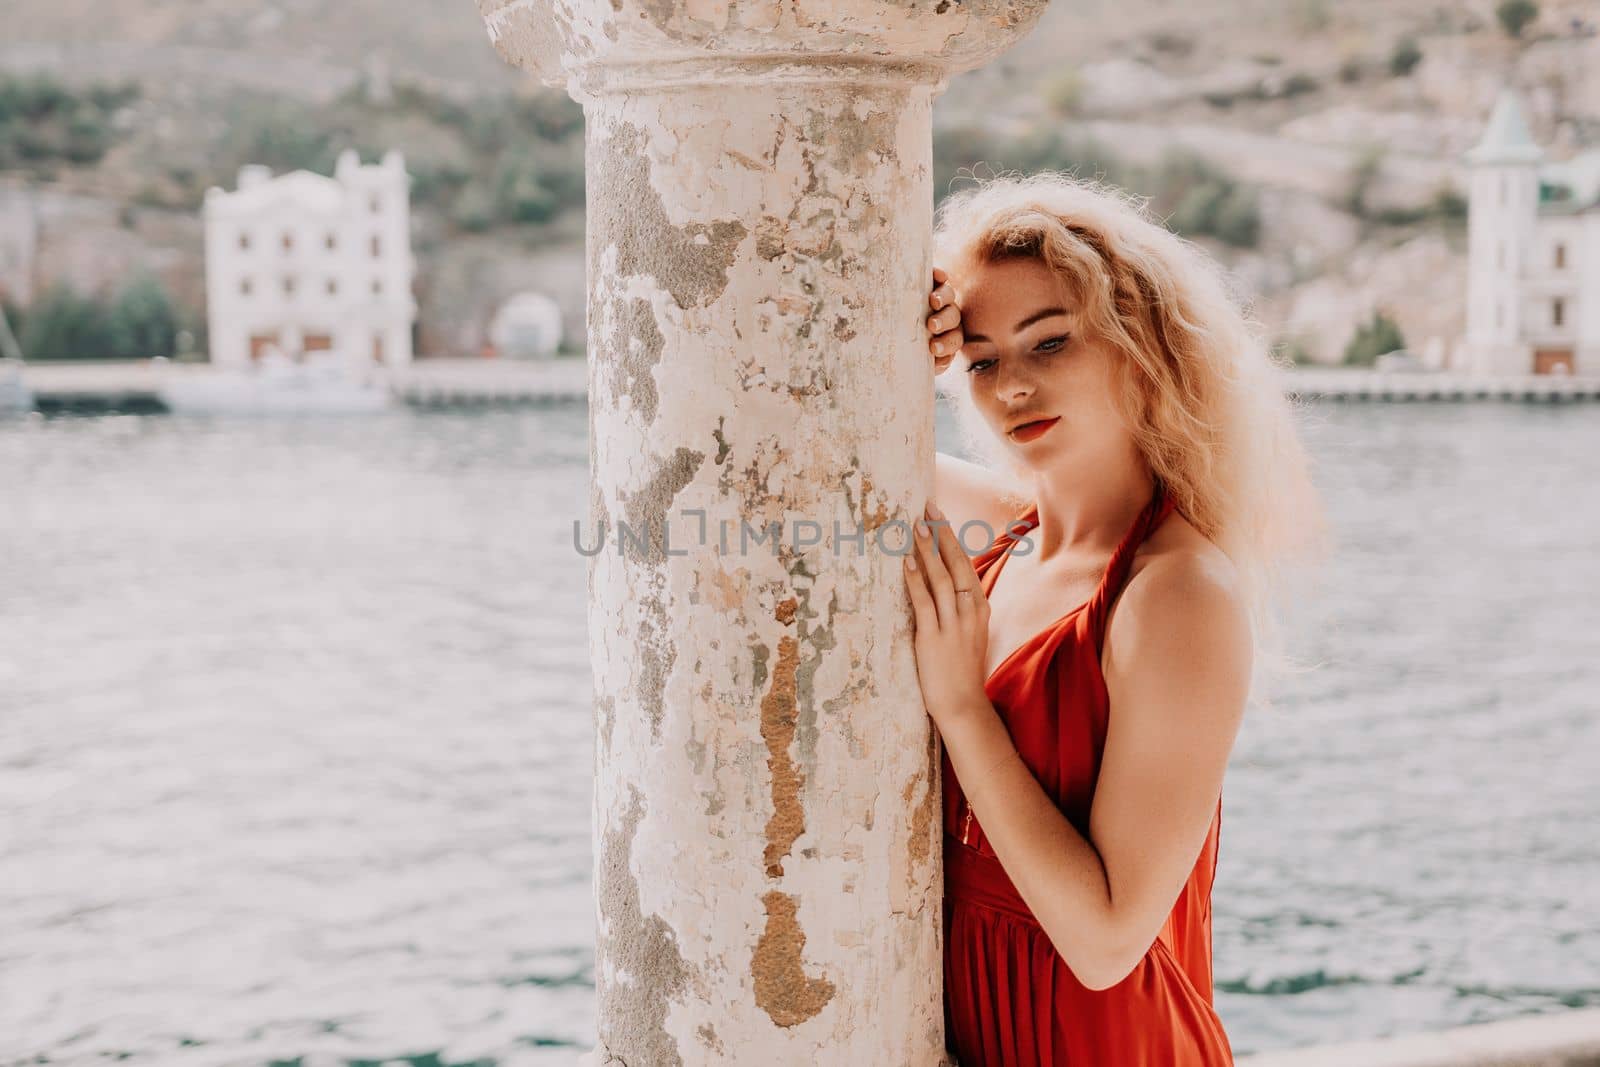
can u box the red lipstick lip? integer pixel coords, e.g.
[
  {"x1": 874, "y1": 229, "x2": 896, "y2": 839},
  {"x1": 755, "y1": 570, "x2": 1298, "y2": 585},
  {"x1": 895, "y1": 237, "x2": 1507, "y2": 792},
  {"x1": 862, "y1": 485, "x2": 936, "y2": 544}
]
[{"x1": 1008, "y1": 416, "x2": 1059, "y2": 441}]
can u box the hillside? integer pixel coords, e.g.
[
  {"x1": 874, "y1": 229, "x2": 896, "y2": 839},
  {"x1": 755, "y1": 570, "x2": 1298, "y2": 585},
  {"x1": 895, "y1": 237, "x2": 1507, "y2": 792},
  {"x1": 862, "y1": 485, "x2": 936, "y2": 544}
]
[{"x1": 3, "y1": 0, "x2": 1598, "y2": 363}]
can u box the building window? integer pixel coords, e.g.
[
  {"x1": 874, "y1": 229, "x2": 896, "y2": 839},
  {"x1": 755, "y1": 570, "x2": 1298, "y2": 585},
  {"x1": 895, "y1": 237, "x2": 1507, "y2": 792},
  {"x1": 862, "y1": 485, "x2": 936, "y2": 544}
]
[
  {"x1": 1553, "y1": 298, "x2": 1565, "y2": 327},
  {"x1": 370, "y1": 234, "x2": 381, "y2": 258},
  {"x1": 371, "y1": 278, "x2": 383, "y2": 296},
  {"x1": 282, "y1": 232, "x2": 294, "y2": 252},
  {"x1": 1500, "y1": 174, "x2": 1507, "y2": 206},
  {"x1": 1555, "y1": 244, "x2": 1566, "y2": 269},
  {"x1": 238, "y1": 232, "x2": 251, "y2": 251},
  {"x1": 240, "y1": 277, "x2": 253, "y2": 296},
  {"x1": 326, "y1": 278, "x2": 338, "y2": 295},
  {"x1": 326, "y1": 233, "x2": 337, "y2": 251},
  {"x1": 1498, "y1": 241, "x2": 1506, "y2": 270},
  {"x1": 370, "y1": 193, "x2": 382, "y2": 214},
  {"x1": 283, "y1": 277, "x2": 296, "y2": 297}
]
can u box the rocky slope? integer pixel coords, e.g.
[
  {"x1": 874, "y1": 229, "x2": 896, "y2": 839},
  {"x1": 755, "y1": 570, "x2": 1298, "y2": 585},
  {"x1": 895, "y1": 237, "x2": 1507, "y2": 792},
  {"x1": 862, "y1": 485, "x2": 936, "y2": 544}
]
[{"x1": 4, "y1": 0, "x2": 1598, "y2": 362}]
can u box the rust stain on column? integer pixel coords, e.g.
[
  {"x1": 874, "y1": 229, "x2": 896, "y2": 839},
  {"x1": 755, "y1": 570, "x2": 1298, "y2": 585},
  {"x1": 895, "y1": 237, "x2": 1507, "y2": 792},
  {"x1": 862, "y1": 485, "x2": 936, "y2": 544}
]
[
  {"x1": 760, "y1": 628, "x2": 804, "y2": 878},
  {"x1": 902, "y1": 770, "x2": 935, "y2": 868},
  {"x1": 754, "y1": 602, "x2": 836, "y2": 1026},
  {"x1": 752, "y1": 890, "x2": 837, "y2": 1027}
]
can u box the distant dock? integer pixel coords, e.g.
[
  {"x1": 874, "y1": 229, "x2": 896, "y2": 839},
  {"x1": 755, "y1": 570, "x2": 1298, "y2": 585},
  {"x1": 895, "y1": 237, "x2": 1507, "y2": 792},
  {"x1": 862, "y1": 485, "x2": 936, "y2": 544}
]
[
  {"x1": 12, "y1": 360, "x2": 1600, "y2": 413},
  {"x1": 387, "y1": 358, "x2": 587, "y2": 407},
  {"x1": 17, "y1": 357, "x2": 590, "y2": 413},
  {"x1": 1287, "y1": 369, "x2": 1600, "y2": 403}
]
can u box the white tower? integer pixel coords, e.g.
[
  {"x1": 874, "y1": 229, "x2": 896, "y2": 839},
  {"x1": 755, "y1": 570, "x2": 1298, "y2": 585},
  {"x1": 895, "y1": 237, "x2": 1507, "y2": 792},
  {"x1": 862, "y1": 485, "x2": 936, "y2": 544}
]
[{"x1": 1463, "y1": 88, "x2": 1544, "y2": 375}]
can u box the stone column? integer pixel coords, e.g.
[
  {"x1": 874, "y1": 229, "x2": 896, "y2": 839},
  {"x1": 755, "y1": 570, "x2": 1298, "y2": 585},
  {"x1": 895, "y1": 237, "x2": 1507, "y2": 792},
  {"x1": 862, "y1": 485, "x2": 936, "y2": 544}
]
[{"x1": 476, "y1": 4, "x2": 1045, "y2": 1062}]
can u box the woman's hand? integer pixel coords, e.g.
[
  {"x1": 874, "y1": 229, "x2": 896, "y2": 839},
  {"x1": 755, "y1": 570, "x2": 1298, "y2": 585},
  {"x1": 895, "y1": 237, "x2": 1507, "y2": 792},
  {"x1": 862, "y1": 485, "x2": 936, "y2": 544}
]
[
  {"x1": 927, "y1": 266, "x2": 964, "y2": 376},
  {"x1": 903, "y1": 499, "x2": 992, "y2": 731}
]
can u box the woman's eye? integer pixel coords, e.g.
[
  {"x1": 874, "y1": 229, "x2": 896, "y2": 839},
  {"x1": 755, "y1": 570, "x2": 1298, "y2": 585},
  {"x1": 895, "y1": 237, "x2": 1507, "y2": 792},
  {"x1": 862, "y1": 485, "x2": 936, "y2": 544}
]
[{"x1": 968, "y1": 335, "x2": 1068, "y2": 374}]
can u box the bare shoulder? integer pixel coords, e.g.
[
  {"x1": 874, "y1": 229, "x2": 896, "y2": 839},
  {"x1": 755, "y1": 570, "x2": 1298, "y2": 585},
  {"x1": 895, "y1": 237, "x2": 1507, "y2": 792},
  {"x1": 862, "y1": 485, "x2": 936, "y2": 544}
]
[
  {"x1": 1103, "y1": 513, "x2": 1252, "y2": 678},
  {"x1": 934, "y1": 451, "x2": 1030, "y2": 553}
]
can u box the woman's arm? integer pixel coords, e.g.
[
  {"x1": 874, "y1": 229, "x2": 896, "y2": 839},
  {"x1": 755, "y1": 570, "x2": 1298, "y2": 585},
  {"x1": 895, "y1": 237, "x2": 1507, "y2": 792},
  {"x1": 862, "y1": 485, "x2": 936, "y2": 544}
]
[
  {"x1": 935, "y1": 451, "x2": 1028, "y2": 553},
  {"x1": 937, "y1": 549, "x2": 1252, "y2": 990}
]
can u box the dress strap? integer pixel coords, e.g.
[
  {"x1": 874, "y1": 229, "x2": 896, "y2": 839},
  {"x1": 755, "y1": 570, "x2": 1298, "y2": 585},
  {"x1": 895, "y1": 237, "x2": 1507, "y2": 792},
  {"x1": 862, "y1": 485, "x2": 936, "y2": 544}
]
[
  {"x1": 972, "y1": 501, "x2": 1037, "y2": 584},
  {"x1": 1084, "y1": 477, "x2": 1176, "y2": 637},
  {"x1": 974, "y1": 479, "x2": 1177, "y2": 603}
]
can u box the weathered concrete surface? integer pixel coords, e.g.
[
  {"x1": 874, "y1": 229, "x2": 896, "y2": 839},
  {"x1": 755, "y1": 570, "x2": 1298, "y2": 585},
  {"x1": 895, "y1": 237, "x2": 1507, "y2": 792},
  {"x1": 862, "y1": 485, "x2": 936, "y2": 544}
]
[
  {"x1": 476, "y1": 1, "x2": 1046, "y2": 1063},
  {"x1": 1237, "y1": 1008, "x2": 1600, "y2": 1067},
  {"x1": 479, "y1": 0, "x2": 1046, "y2": 102}
]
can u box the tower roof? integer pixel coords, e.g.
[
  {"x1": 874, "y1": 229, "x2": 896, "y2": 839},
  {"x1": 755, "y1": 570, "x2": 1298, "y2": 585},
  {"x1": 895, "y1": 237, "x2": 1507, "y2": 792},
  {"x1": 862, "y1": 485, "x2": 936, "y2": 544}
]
[{"x1": 1464, "y1": 88, "x2": 1544, "y2": 166}]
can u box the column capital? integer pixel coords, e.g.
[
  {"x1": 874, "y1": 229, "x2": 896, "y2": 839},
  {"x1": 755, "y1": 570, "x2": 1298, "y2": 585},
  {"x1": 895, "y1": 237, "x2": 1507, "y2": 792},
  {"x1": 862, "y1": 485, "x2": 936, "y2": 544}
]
[{"x1": 479, "y1": 0, "x2": 1048, "y2": 96}]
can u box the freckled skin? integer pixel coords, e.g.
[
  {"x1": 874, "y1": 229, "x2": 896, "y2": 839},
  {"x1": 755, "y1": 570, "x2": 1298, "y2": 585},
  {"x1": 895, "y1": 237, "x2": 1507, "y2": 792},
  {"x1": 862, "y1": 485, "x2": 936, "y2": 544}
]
[{"x1": 931, "y1": 257, "x2": 1134, "y2": 486}]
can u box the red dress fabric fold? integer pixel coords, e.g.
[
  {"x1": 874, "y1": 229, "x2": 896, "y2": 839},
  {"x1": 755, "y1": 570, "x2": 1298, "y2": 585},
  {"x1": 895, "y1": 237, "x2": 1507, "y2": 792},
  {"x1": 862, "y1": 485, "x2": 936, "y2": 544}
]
[{"x1": 941, "y1": 479, "x2": 1234, "y2": 1066}]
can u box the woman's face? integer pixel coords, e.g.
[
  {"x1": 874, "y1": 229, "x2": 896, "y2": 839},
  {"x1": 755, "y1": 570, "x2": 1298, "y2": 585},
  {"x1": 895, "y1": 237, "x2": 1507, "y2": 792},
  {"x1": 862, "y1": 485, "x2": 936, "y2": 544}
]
[{"x1": 952, "y1": 255, "x2": 1130, "y2": 475}]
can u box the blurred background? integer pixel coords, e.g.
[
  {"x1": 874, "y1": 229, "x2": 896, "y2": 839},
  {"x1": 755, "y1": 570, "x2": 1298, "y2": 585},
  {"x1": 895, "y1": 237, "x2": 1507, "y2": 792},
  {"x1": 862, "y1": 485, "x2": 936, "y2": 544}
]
[{"x1": 2, "y1": 0, "x2": 1598, "y2": 1064}]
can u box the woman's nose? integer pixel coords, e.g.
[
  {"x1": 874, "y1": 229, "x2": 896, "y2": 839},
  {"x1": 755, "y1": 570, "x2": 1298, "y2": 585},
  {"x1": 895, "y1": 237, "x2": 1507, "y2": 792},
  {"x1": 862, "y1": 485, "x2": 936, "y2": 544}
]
[{"x1": 993, "y1": 360, "x2": 1035, "y2": 402}]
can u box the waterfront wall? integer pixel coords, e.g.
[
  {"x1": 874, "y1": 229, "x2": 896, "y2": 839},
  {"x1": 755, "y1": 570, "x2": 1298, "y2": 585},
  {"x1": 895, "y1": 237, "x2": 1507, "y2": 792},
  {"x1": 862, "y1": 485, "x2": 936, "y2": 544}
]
[{"x1": 1238, "y1": 1009, "x2": 1600, "y2": 1067}]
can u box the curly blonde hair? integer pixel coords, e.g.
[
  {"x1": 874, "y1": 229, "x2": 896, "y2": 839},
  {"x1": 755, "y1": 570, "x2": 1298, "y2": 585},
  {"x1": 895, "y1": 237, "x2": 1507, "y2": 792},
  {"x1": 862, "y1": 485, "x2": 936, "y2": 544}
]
[{"x1": 932, "y1": 170, "x2": 1330, "y2": 710}]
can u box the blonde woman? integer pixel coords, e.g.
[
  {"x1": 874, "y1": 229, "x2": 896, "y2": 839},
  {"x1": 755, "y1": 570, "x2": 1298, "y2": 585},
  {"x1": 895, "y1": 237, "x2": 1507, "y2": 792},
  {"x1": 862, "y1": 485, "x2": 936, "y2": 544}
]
[{"x1": 906, "y1": 171, "x2": 1325, "y2": 1065}]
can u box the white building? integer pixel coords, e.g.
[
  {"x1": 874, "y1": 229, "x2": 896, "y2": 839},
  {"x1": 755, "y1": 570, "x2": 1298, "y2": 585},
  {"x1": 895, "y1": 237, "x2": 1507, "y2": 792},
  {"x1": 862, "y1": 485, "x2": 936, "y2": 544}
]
[
  {"x1": 203, "y1": 149, "x2": 417, "y2": 370},
  {"x1": 1462, "y1": 88, "x2": 1600, "y2": 377}
]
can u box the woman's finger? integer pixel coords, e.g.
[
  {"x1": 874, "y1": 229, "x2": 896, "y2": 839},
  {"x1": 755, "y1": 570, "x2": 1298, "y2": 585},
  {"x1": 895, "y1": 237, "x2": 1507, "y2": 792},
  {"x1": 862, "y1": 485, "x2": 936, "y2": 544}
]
[
  {"x1": 932, "y1": 326, "x2": 963, "y2": 357},
  {"x1": 933, "y1": 511, "x2": 982, "y2": 591},
  {"x1": 917, "y1": 509, "x2": 957, "y2": 627},
  {"x1": 903, "y1": 547, "x2": 935, "y2": 631},
  {"x1": 928, "y1": 506, "x2": 978, "y2": 605},
  {"x1": 928, "y1": 305, "x2": 960, "y2": 334},
  {"x1": 934, "y1": 511, "x2": 979, "y2": 620}
]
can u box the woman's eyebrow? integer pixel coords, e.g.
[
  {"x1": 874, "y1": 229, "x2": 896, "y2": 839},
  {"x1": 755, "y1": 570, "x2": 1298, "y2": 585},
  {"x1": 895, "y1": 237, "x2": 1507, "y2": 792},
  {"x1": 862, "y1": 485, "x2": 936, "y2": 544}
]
[{"x1": 962, "y1": 306, "x2": 1070, "y2": 344}]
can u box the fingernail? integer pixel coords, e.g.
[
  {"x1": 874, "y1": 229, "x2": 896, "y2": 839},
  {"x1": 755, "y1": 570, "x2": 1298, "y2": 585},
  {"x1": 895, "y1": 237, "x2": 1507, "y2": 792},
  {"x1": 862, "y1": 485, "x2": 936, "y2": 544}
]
[
  {"x1": 916, "y1": 520, "x2": 929, "y2": 538},
  {"x1": 934, "y1": 341, "x2": 947, "y2": 355},
  {"x1": 933, "y1": 295, "x2": 944, "y2": 309},
  {"x1": 905, "y1": 552, "x2": 917, "y2": 569},
  {"x1": 927, "y1": 501, "x2": 944, "y2": 519}
]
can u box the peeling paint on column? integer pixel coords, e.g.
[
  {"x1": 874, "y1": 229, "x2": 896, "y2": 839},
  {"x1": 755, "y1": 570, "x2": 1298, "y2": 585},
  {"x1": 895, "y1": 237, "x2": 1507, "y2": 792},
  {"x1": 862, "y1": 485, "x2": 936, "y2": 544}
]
[
  {"x1": 598, "y1": 786, "x2": 691, "y2": 1067},
  {"x1": 607, "y1": 294, "x2": 663, "y2": 425},
  {"x1": 589, "y1": 121, "x2": 748, "y2": 312},
  {"x1": 697, "y1": 1023, "x2": 724, "y2": 1055},
  {"x1": 752, "y1": 890, "x2": 837, "y2": 1027},
  {"x1": 619, "y1": 446, "x2": 704, "y2": 742},
  {"x1": 596, "y1": 693, "x2": 617, "y2": 757},
  {"x1": 480, "y1": 1, "x2": 1047, "y2": 1061}
]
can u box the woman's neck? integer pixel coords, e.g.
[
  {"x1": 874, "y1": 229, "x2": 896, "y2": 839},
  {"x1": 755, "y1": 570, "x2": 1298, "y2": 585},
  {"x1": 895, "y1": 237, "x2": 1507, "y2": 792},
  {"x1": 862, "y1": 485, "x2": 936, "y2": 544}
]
[{"x1": 1026, "y1": 455, "x2": 1154, "y2": 563}]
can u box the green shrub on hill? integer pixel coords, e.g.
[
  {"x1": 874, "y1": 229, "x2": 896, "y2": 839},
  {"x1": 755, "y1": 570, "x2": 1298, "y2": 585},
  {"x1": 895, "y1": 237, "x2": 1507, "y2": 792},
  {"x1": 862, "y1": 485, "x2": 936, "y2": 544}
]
[
  {"x1": 1041, "y1": 69, "x2": 1084, "y2": 118},
  {"x1": 1389, "y1": 37, "x2": 1423, "y2": 77},
  {"x1": 0, "y1": 75, "x2": 138, "y2": 171},
  {"x1": 105, "y1": 273, "x2": 179, "y2": 359},
  {"x1": 1343, "y1": 311, "x2": 1406, "y2": 366},
  {"x1": 17, "y1": 276, "x2": 181, "y2": 360},
  {"x1": 18, "y1": 285, "x2": 115, "y2": 360},
  {"x1": 1495, "y1": 0, "x2": 1538, "y2": 38}
]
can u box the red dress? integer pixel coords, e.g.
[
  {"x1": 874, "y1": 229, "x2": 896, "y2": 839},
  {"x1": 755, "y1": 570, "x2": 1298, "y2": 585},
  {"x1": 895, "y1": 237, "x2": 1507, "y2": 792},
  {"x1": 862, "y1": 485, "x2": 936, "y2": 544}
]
[{"x1": 941, "y1": 479, "x2": 1233, "y2": 1066}]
